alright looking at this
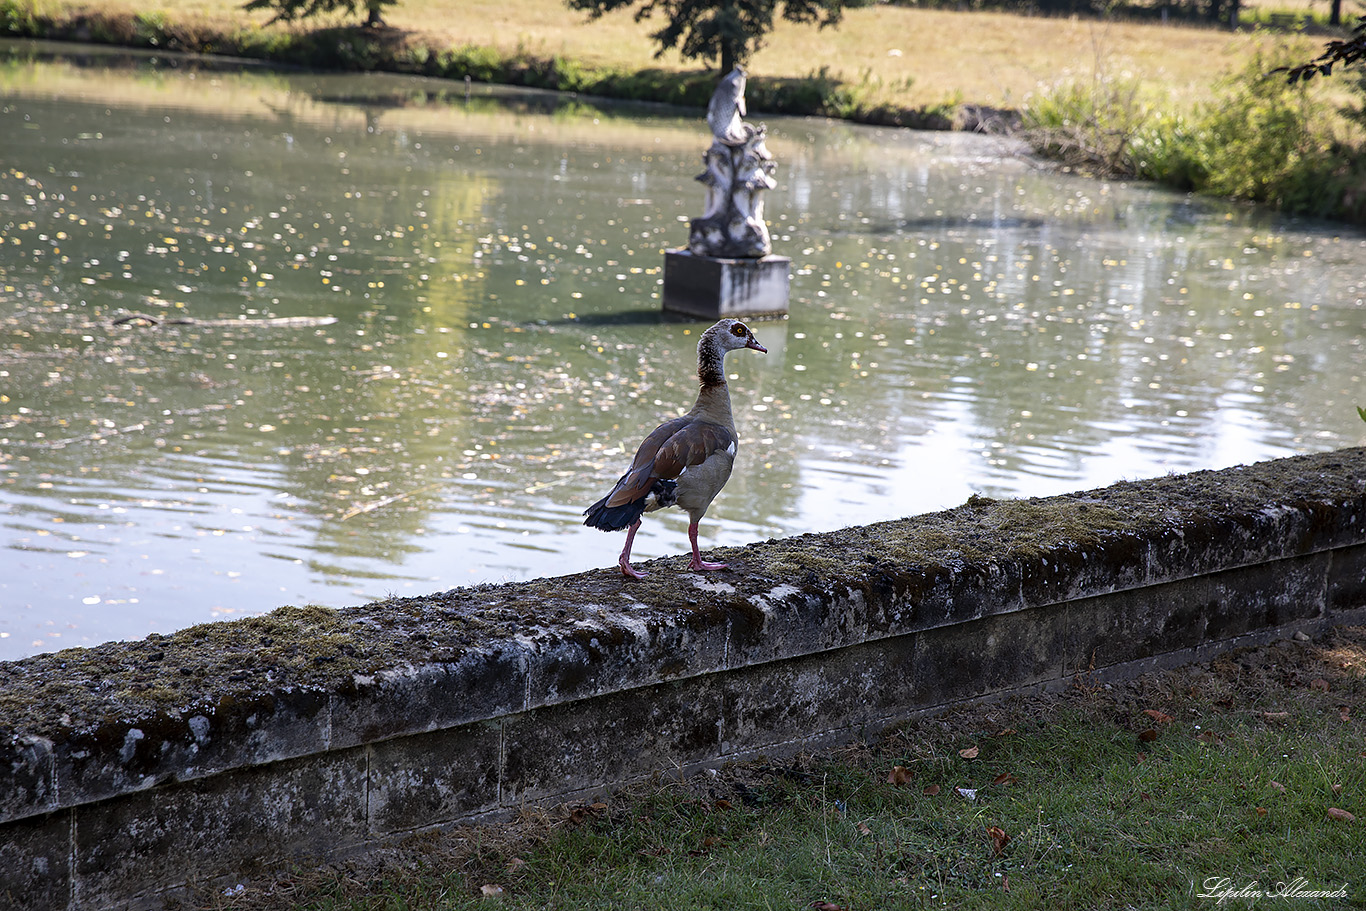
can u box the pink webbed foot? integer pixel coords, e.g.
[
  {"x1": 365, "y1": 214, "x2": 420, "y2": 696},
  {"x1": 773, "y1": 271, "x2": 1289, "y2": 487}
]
[
  {"x1": 686, "y1": 521, "x2": 728, "y2": 573},
  {"x1": 617, "y1": 520, "x2": 646, "y2": 579}
]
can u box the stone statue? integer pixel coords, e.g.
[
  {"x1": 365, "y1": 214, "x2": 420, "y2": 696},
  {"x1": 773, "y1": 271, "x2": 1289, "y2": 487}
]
[{"x1": 688, "y1": 67, "x2": 777, "y2": 260}]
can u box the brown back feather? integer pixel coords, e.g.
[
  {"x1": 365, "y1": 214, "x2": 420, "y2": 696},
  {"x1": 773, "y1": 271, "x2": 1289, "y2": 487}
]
[{"x1": 603, "y1": 417, "x2": 736, "y2": 508}]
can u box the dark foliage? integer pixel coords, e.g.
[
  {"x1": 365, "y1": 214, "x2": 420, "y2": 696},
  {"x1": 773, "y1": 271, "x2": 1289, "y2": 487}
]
[
  {"x1": 886, "y1": 0, "x2": 1242, "y2": 24},
  {"x1": 565, "y1": 0, "x2": 851, "y2": 73},
  {"x1": 1276, "y1": 16, "x2": 1366, "y2": 82},
  {"x1": 242, "y1": 0, "x2": 399, "y2": 28}
]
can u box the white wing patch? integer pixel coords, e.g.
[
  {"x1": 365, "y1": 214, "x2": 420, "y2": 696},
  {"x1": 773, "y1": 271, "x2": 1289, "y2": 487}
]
[{"x1": 725, "y1": 441, "x2": 737, "y2": 456}]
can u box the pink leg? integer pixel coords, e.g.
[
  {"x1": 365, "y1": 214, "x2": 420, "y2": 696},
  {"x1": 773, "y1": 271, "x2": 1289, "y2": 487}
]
[
  {"x1": 687, "y1": 521, "x2": 727, "y2": 572},
  {"x1": 618, "y1": 520, "x2": 646, "y2": 579}
]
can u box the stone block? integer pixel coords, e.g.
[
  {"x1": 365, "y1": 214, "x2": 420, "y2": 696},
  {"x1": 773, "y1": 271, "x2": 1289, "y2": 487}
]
[
  {"x1": 1327, "y1": 543, "x2": 1366, "y2": 617},
  {"x1": 662, "y1": 250, "x2": 789, "y2": 319},
  {"x1": 73, "y1": 749, "x2": 368, "y2": 910},
  {"x1": 1067, "y1": 553, "x2": 1329, "y2": 672},
  {"x1": 330, "y1": 646, "x2": 529, "y2": 748},
  {"x1": 0, "y1": 734, "x2": 56, "y2": 823},
  {"x1": 719, "y1": 636, "x2": 918, "y2": 752},
  {"x1": 501, "y1": 682, "x2": 723, "y2": 805},
  {"x1": 367, "y1": 721, "x2": 503, "y2": 836},
  {"x1": 0, "y1": 809, "x2": 70, "y2": 911},
  {"x1": 912, "y1": 601, "x2": 1073, "y2": 704}
]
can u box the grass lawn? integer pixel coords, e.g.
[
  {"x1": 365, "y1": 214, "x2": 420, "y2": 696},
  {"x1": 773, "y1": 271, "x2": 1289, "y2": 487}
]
[
  {"x1": 192, "y1": 626, "x2": 1365, "y2": 910},
  {"x1": 14, "y1": 0, "x2": 1330, "y2": 110}
]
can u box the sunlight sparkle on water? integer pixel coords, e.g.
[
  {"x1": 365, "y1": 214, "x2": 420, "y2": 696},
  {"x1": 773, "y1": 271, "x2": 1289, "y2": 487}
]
[{"x1": 0, "y1": 43, "x2": 1364, "y2": 657}]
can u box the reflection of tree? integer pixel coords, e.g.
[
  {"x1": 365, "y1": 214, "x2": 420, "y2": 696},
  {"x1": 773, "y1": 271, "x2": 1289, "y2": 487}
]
[
  {"x1": 223, "y1": 125, "x2": 495, "y2": 569},
  {"x1": 0, "y1": 85, "x2": 499, "y2": 579}
]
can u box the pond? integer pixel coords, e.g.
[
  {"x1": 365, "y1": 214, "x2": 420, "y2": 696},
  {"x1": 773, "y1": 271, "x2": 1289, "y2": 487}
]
[{"x1": 2, "y1": 40, "x2": 1364, "y2": 659}]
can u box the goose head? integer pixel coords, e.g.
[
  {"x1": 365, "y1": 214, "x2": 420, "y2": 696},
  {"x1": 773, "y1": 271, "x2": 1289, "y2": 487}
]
[{"x1": 704, "y1": 318, "x2": 768, "y2": 355}]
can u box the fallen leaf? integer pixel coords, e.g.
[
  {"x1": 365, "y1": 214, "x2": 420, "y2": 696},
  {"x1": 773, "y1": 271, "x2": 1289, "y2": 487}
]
[
  {"x1": 701, "y1": 835, "x2": 721, "y2": 849},
  {"x1": 959, "y1": 746, "x2": 980, "y2": 760},
  {"x1": 1334, "y1": 783, "x2": 1343, "y2": 794},
  {"x1": 480, "y1": 883, "x2": 505, "y2": 899},
  {"x1": 1139, "y1": 792, "x2": 1152, "y2": 802},
  {"x1": 1196, "y1": 731, "x2": 1222, "y2": 746},
  {"x1": 1262, "y1": 711, "x2": 1290, "y2": 721},
  {"x1": 1002, "y1": 873, "x2": 1011, "y2": 892},
  {"x1": 1254, "y1": 806, "x2": 1268, "y2": 817},
  {"x1": 1138, "y1": 728, "x2": 1159, "y2": 743},
  {"x1": 992, "y1": 771, "x2": 1019, "y2": 786},
  {"x1": 567, "y1": 807, "x2": 587, "y2": 825},
  {"x1": 1144, "y1": 709, "x2": 1174, "y2": 724},
  {"x1": 1310, "y1": 678, "x2": 1330, "y2": 693},
  {"x1": 505, "y1": 857, "x2": 527, "y2": 872},
  {"x1": 1326, "y1": 807, "x2": 1356, "y2": 822},
  {"x1": 808, "y1": 902, "x2": 846, "y2": 911},
  {"x1": 1269, "y1": 780, "x2": 1286, "y2": 793},
  {"x1": 714, "y1": 798, "x2": 733, "y2": 810},
  {"x1": 986, "y1": 825, "x2": 1010, "y2": 856},
  {"x1": 1339, "y1": 705, "x2": 1351, "y2": 722},
  {"x1": 857, "y1": 821, "x2": 873, "y2": 837},
  {"x1": 887, "y1": 765, "x2": 913, "y2": 786},
  {"x1": 637, "y1": 846, "x2": 671, "y2": 857},
  {"x1": 994, "y1": 728, "x2": 1018, "y2": 737},
  {"x1": 955, "y1": 786, "x2": 978, "y2": 801},
  {"x1": 923, "y1": 784, "x2": 941, "y2": 796}
]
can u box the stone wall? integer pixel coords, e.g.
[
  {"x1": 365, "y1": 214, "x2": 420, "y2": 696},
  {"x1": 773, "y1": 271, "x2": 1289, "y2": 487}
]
[{"x1": 2, "y1": 447, "x2": 1364, "y2": 909}]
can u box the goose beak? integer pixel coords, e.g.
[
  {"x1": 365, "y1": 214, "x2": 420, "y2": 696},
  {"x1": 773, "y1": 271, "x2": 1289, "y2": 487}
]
[{"x1": 747, "y1": 336, "x2": 768, "y2": 354}]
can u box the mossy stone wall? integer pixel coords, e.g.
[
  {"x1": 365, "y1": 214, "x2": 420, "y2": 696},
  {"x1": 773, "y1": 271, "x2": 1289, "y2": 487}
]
[{"x1": 2, "y1": 448, "x2": 1365, "y2": 909}]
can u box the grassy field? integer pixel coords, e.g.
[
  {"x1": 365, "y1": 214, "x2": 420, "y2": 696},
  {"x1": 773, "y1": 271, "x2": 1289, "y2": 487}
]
[
  {"x1": 11, "y1": 0, "x2": 1331, "y2": 111},
  {"x1": 189, "y1": 627, "x2": 1365, "y2": 910}
]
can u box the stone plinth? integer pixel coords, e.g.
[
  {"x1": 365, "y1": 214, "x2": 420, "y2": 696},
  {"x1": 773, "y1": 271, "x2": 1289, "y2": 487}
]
[{"x1": 662, "y1": 249, "x2": 790, "y2": 319}]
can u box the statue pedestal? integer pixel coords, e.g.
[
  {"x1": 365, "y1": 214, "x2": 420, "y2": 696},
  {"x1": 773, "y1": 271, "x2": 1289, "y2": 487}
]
[{"x1": 661, "y1": 249, "x2": 790, "y2": 319}]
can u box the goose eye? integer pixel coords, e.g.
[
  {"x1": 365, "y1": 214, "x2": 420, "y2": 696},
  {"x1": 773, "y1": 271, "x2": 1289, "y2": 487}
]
[{"x1": 730, "y1": 323, "x2": 747, "y2": 337}]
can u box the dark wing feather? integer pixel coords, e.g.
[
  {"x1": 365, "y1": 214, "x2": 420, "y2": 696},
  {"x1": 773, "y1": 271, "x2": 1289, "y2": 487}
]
[
  {"x1": 583, "y1": 417, "x2": 735, "y2": 531},
  {"x1": 602, "y1": 416, "x2": 694, "y2": 508}
]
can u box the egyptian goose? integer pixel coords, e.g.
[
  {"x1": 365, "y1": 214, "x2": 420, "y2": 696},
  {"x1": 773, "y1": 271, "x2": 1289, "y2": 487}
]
[{"x1": 584, "y1": 318, "x2": 767, "y2": 578}]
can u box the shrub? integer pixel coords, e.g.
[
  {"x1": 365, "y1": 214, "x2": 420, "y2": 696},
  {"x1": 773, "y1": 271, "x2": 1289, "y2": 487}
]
[
  {"x1": 1021, "y1": 70, "x2": 1152, "y2": 176},
  {"x1": 1024, "y1": 49, "x2": 1366, "y2": 222},
  {"x1": 0, "y1": 0, "x2": 43, "y2": 36}
]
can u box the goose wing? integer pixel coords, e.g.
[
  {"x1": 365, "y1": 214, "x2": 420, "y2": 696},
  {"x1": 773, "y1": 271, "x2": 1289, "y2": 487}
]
[{"x1": 602, "y1": 417, "x2": 736, "y2": 509}]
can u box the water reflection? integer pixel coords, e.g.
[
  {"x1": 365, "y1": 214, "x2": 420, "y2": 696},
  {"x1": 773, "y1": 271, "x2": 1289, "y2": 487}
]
[{"x1": 2, "y1": 40, "x2": 1363, "y2": 658}]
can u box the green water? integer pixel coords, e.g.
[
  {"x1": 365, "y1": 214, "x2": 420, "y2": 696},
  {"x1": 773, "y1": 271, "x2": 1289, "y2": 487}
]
[{"x1": 2, "y1": 40, "x2": 1363, "y2": 658}]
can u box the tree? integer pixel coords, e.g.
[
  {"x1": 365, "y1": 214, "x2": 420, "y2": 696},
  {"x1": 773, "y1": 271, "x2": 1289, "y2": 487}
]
[
  {"x1": 243, "y1": 0, "x2": 397, "y2": 28},
  {"x1": 566, "y1": 0, "x2": 850, "y2": 74},
  {"x1": 1278, "y1": 16, "x2": 1366, "y2": 81}
]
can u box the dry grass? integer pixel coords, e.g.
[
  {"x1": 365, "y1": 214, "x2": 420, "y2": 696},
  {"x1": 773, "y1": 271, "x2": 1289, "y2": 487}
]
[{"x1": 33, "y1": 0, "x2": 1329, "y2": 109}]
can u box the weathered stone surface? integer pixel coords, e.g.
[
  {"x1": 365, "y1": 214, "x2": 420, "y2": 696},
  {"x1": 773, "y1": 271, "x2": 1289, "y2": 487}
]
[
  {"x1": 330, "y1": 646, "x2": 529, "y2": 746},
  {"x1": 0, "y1": 448, "x2": 1363, "y2": 909},
  {"x1": 662, "y1": 250, "x2": 790, "y2": 319},
  {"x1": 368, "y1": 722, "x2": 503, "y2": 836},
  {"x1": 0, "y1": 734, "x2": 56, "y2": 821},
  {"x1": 73, "y1": 749, "x2": 368, "y2": 909},
  {"x1": 0, "y1": 808, "x2": 69, "y2": 910},
  {"x1": 1327, "y1": 543, "x2": 1366, "y2": 615},
  {"x1": 502, "y1": 681, "x2": 726, "y2": 806}
]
